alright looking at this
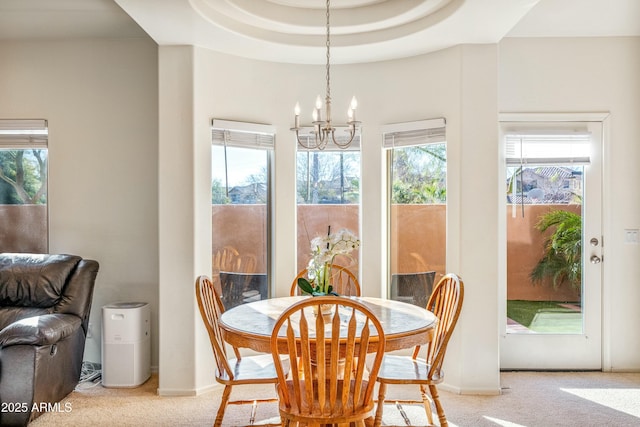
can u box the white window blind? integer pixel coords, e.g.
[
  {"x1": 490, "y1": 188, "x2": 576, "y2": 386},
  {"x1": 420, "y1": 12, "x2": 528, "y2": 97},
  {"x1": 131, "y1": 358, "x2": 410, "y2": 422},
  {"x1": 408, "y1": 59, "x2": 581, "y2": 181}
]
[
  {"x1": 505, "y1": 132, "x2": 591, "y2": 166},
  {"x1": 211, "y1": 119, "x2": 275, "y2": 148},
  {"x1": 0, "y1": 119, "x2": 48, "y2": 148},
  {"x1": 295, "y1": 126, "x2": 361, "y2": 151},
  {"x1": 382, "y1": 118, "x2": 446, "y2": 149}
]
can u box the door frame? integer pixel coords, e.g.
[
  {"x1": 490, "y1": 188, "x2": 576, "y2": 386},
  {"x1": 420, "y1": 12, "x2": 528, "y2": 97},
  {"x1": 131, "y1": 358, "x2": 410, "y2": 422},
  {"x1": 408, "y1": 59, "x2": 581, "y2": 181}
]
[{"x1": 498, "y1": 112, "x2": 611, "y2": 370}]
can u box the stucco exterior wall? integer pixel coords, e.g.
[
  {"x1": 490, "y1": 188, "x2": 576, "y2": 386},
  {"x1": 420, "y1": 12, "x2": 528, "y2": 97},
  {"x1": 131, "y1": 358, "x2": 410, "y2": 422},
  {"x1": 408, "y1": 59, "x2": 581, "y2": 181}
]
[
  {"x1": 212, "y1": 202, "x2": 580, "y2": 302},
  {"x1": 507, "y1": 204, "x2": 582, "y2": 302},
  {"x1": 0, "y1": 205, "x2": 47, "y2": 253}
]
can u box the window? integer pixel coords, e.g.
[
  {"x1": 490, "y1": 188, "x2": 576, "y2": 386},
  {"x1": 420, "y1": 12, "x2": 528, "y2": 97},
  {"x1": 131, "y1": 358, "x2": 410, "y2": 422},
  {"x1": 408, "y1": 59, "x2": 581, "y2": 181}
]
[
  {"x1": 211, "y1": 120, "x2": 274, "y2": 308},
  {"x1": 296, "y1": 131, "x2": 361, "y2": 276},
  {"x1": 383, "y1": 119, "x2": 447, "y2": 306},
  {"x1": 0, "y1": 119, "x2": 48, "y2": 253}
]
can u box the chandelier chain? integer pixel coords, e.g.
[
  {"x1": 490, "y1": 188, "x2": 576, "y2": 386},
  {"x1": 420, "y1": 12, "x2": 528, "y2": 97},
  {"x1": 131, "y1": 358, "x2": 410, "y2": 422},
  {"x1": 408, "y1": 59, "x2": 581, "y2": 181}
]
[{"x1": 325, "y1": 0, "x2": 331, "y2": 105}]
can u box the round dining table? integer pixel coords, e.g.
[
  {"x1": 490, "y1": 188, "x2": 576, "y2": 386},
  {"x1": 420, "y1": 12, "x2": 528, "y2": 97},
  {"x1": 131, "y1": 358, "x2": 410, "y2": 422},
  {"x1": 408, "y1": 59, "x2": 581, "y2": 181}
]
[{"x1": 219, "y1": 296, "x2": 438, "y2": 354}]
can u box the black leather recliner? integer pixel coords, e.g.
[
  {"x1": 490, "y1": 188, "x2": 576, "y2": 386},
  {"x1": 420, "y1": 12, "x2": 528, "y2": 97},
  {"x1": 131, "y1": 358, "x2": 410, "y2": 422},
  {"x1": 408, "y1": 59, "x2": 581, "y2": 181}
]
[{"x1": 0, "y1": 253, "x2": 99, "y2": 426}]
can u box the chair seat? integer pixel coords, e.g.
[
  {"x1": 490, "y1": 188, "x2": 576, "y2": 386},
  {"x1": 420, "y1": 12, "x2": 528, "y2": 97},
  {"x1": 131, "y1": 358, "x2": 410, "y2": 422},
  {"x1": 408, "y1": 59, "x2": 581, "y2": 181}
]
[
  {"x1": 377, "y1": 355, "x2": 444, "y2": 384},
  {"x1": 217, "y1": 353, "x2": 287, "y2": 384}
]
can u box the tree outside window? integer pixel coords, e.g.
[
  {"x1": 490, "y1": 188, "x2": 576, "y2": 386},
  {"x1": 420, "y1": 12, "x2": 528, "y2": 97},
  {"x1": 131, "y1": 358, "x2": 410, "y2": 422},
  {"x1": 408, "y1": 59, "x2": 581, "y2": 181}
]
[
  {"x1": 0, "y1": 149, "x2": 47, "y2": 204},
  {"x1": 0, "y1": 146, "x2": 48, "y2": 253}
]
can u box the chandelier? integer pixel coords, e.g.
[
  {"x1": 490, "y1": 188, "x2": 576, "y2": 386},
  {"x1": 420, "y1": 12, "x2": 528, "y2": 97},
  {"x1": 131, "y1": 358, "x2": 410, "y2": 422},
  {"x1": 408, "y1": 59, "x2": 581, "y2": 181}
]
[{"x1": 292, "y1": 0, "x2": 360, "y2": 150}]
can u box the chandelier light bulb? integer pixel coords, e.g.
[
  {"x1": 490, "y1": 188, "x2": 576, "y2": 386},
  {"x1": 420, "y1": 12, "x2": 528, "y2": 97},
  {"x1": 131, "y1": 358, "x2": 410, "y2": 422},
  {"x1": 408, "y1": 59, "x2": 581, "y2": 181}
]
[
  {"x1": 315, "y1": 95, "x2": 323, "y2": 109},
  {"x1": 348, "y1": 96, "x2": 357, "y2": 123},
  {"x1": 294, "y1": 102, "x2": 300, "y2": 128},
  {"x1": 350, "y1": 96, "x2": 358, "y2": 111}
]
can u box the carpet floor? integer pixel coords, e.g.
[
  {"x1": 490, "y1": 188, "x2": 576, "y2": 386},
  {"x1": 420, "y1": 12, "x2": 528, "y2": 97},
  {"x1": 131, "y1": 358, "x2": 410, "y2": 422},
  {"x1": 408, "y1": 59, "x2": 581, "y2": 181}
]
[{"x1": 30, "y1": 371, "x2": 640, "y2": 426}]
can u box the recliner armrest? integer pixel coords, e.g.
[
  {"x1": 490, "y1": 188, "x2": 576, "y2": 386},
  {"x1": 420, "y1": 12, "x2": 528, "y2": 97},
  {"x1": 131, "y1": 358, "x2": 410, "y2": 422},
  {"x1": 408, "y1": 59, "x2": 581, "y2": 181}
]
[{"x1": 0, "y1": 314, "x2": 82, "y2": 348}]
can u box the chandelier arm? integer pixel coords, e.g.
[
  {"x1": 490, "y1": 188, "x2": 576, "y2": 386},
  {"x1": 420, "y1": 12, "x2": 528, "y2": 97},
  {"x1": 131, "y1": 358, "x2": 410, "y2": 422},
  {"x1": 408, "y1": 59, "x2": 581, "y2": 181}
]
[
  {"x1": 296, "y1": 133, "x2": 316, "y2": 150},
  {"x1": 315, "y1": 124, "x2": 326, "y2": 144},
  {"x1": 331, "y1": 128, "x2": 357, "y2": 149},
  {"x1": 296, "y1": 129, "x2": 330, "y2": 151}
]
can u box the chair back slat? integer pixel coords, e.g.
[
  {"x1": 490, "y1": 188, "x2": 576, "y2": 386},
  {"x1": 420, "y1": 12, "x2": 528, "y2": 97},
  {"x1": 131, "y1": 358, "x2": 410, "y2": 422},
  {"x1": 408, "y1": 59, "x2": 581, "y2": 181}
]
[
  {"x1": 282, "y1": 320, "x2": 298, "y2": 408},
  {"x1": 424, "y1": 273, "x2": 464, "y2": 378},
  {"x1": 332, "y1": 310, "x2": 343, "y2": 411},
  {"x1": 315, "y1": 312, "x2": 327, "y2": 413},
  {"x1": 354, "y1": 317, "x2": 371, "y2": 406},
  {"x1": 271, "y1": 296, "x2": 385, "y2": 424},
  {"x1": 299, "y1": 312, "x2": 314, "y2": 412},
  {"x1": 195, "y1": 276, "x2": 234, "y2": 381}
]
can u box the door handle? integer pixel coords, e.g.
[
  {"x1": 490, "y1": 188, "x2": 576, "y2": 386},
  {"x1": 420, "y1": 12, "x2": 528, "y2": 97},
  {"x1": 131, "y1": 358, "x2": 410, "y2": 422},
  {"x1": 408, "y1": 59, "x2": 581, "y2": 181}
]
[{"x1": 590, "y1": 255, "x2": 601, "y2": 264}]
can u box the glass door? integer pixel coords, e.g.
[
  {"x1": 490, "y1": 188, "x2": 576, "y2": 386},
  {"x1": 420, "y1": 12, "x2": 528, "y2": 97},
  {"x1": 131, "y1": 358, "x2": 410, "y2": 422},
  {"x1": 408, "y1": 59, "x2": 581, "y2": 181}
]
[{"x1": 500, "y1": 117, "x2": 604, "y2": 369}]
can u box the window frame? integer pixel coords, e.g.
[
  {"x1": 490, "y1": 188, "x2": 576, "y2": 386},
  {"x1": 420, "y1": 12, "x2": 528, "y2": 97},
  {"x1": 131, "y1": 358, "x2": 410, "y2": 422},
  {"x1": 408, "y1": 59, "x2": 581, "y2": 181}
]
[
  {"x1": 211, "y1": 119, "x2": 275, "y2": 305},
  {"x1": 295, "y1": 128, "x2": 362, "y2": 277},
  {"x1": 382, "y1": 118, "x2": 447, "y2": 304}
]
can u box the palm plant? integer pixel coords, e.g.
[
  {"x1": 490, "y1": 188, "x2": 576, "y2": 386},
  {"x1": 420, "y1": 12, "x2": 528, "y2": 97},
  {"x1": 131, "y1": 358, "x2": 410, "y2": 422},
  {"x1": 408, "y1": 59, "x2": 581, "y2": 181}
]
[{"x1": 530, "y1": 209, "x2": 582, "y2": 290}]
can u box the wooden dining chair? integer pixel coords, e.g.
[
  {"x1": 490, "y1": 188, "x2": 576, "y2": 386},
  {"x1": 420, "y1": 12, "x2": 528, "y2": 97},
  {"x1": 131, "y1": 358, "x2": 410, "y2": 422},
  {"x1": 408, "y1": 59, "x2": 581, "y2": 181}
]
[
  {"x1": 373, "y1": 273, "x2": 464, "y2": 427},
  {"x1": 270, "y1": 296, "x2": 386, "y2": 427},
  {"x1": 195, "y1": 275, "x2": 286, "y2": 427},
  {"x1": 289, "y1": 265, "x2": 361, "y2": 296},
  {"x1": 198, "y1": 274, "x2": 243, "y2": 359}
]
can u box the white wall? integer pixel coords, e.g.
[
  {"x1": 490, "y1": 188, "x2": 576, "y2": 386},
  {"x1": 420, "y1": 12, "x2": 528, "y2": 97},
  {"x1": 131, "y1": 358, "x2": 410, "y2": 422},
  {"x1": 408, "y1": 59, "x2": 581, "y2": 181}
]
[
  {"x1": 0, "y1": 38, "x2": 159, "y2": 366},
  {"x1": 157, "y1": 44, "x2": 502, "y2": 394},
  {"x1": 499, "y1": 36, "x2": 640, "y2": 370}
]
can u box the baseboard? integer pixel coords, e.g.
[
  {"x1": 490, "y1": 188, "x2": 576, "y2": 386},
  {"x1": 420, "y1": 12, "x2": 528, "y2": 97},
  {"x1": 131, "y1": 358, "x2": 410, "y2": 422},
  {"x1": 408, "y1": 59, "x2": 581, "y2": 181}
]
[
  {"x1": 438, "y1": 382, "x2": 502, "y2": 396},
  {"x1": 157, "y1": 382, "x2": 219, "y2": 396},
  {"x1": 157, "y1": 388, "x2": 198, "y2": 396},
  {"x1": 194, "y1": 383, "x2": 218, "y2": 395}
]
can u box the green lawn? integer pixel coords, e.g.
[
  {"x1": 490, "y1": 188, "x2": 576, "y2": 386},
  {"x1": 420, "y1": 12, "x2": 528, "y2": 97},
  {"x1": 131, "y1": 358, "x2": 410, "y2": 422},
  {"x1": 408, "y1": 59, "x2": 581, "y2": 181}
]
[{"x1": 507, "y1": 300, "x2": 582, "y2": 333}]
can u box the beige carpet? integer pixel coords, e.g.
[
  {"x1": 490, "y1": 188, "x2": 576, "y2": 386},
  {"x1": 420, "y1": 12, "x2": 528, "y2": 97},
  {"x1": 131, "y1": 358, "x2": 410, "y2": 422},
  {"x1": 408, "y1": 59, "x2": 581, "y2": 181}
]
[{"x1": 30, "y1": 371, "x2": 640, "y2": 426}]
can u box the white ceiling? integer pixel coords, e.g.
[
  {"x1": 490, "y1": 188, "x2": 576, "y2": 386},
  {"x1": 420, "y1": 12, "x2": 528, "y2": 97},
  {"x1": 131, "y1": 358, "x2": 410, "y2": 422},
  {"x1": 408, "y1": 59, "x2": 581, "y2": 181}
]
[
  {"x1": 0, "y1": 0, "x2": 147, "y2": 39},
  {"x1": 1, "y1": 0, "x2": 638, "y2": 64}
]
